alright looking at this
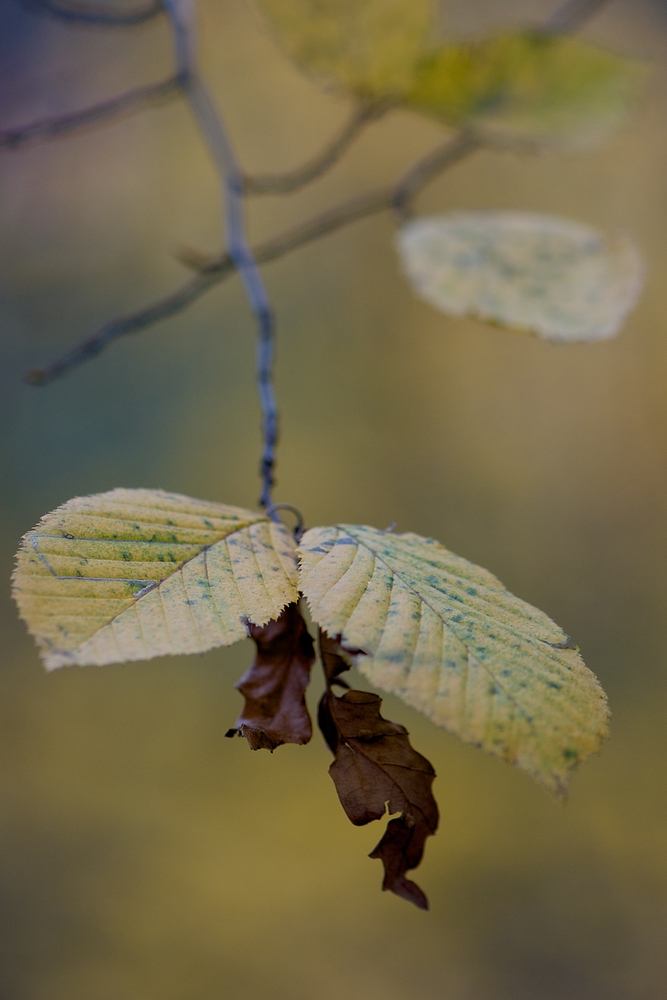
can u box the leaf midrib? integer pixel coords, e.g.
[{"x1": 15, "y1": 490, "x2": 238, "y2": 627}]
[
  {"x1": 346, "y1": 740, "x2": 437, "y2": 832},
  {"x1": 32, "y1": 517, "x2": 271, "y2": 653}
]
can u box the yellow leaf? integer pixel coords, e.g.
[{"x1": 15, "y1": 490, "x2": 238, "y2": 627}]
[
  {"x1": 397, "y1": 212, "x2": 644, "y2": 342},
  {"x1": 13, "y1": 489, "x2": 299, "y2": 670},
  {"x1": 406, "y1": 31, "x2": 646, "y2": 147},
  {"x1": 299, "y1": 524, "x2": 609, "y2": 797},
  {"x1": 257, "y1": 0, "x2": 433, "y2": 99}
]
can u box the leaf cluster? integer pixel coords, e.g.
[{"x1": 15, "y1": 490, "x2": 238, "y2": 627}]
[
  {"x1": 13, "y1": 489, "x2": 610, "y2": 907},
  {"x1": 8, "y1": 0, "x2": 642, "y2": 911}
]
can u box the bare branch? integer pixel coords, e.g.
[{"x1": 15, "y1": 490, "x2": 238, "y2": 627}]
[
  {"x1": 25, "y1": 133, "x2": 478, "y2": 386},
  {"x1": 163, "y1": 0, "x2": 280, "y2": 508},
  {"x1": 543, "y1": 0, "x2": 613, "y2": 34},
  {"x1": 193, "y1": 133, "x2": 479, "y2": 271},
  {"x1": 25, "y1": 269, "x2": 227, "y2": 386},
  {"x1": 243, "y1": 101, "x2": 388, "y2": 196},
  {"x1": 250, "y1": 187, "x2": 395, "y2": 263},
  {"x1": 392, "y1": 131, "x2": 479, "y2": 216},
  {"x1": 21, "y1": 0, "x2": 163, "y2": 26},
  {"x1": 23, "y1": 0, "x2": 615, "y2": 391},
  {"x1": 0, "y1": 76, "x2": 182, "y2": 150}
]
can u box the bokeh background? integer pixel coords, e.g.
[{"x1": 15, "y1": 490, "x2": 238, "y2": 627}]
[{"x1": 2, "y1": 0, "x2": 667, "y2": 997}]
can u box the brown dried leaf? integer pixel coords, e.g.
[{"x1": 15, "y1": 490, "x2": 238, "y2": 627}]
[
  {"x1": 318, "y1": 680, "x2": 439, "y2": 909},
  {"x1": 369, "y1": 815, "x2": 432, "y2": 911},
  {"x1": 319, "y1": 630, "x2": 354, "y2": 687},
  {"x1": 228, "y1": 603, "x2": 315, "y2": 751}
]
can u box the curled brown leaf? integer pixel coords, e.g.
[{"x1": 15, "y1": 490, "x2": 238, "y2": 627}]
[
  {"x1": 318, "y1": 653, "x2": 439, "y2": 909},
  {"x1": 319, "y1": 630, "x2": 354, "y2": 687},
  {"x1": 227, "y1": 602, "x2": 315, "y2": 751}
]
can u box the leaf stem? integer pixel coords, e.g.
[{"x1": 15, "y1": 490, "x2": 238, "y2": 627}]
[{"x1": 243, "y1": 100, "x2": 388, "y2": 196}]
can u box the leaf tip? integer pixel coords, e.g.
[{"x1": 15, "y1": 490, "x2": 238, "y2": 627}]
[
  {"x1": 238, "y1": 724, "x2": 284, "y2": 752},
  {"x1": 369, "y1": 816, "x2": 432, "y2": 910}
]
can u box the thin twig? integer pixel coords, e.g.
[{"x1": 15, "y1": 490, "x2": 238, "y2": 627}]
[
  {"x1": 24, "y1": 0, "x2": 616, "y2": 393},
  {"x1": 21, "y1": 0, "x2": 163, "y2": 26},
  {"x1": 25, "y1": 270, "x2": 226, "y2": 386},
  {"x1": 163, "y1": 0, "x2": 279, "y2": 509},
  {"x1": 392, "y1": 131, "x2": 479, "y2": 217},
  {"x1": 243, "y1": 101, "x2": 388, "y2": 196},
  {"x1": 201, "y1": 132, "x2": 479, "y2": 269},
  {"x1": 25, "y1": 132, "x2": 477, "y2": 387},
  {"x1": 0, "y1": 76, "x2": 182, "y2": 150}
]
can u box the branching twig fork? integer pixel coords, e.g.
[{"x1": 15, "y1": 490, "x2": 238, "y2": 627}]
[
  {"x1": 19, "y1": 0, "x2": 615, "y2": 509},
  {"x1": 24, "y1": 131, "x2": 478, "y2": 389},
  {"x1": 243, "y1": 101, "x2": 389, "y2": 196}
]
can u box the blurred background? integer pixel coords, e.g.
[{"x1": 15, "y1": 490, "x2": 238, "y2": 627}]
[{"x1": 2, "y1": 0, "x2": 667, "y2": 997}]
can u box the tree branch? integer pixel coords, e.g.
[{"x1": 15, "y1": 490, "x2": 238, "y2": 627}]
[
  {"x1": 20, "y1": 0, "x2": 163, "y2": 26},
  {"x1": 23, "y1": 0, "x2": 616, "y2": 396},
  {"x1": 243, "y1": 101, "x2": 388, "y2": 196},
  {"x1": 163, "y1": 0, "x2": 279, "y2": 508},
  {"x1": 392, "y1": 131, "x2": 479, "y2": 216},
  {"x1": 25, "y1": 270, "x2": 226, "y2": 386},
  {"x1": 0, "y1": 76, "x2": 182, "y2": 150},
  {"x1": 239, "y1": 0, "x2": 615, "y2": 197},
  {"x1": 24, "y1": 132, "x2": 478, "y2": 387}
]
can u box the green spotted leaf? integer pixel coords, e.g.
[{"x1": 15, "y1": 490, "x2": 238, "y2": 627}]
[
  {"x1": 256, "y1": 0, "x2": 433, "y2": 99},
  {"x1": 12, "y1": 489, "x2": 299, "y2": 670},
  {"x1": 299, "y1": 524, "x2": 609, "y2": 797},
  {"x1": 397, "y1": 212, "x2": 644, "y2": 342},
  {"x1": 406, "y1": 31, "x2": 645, "y2": 147}
]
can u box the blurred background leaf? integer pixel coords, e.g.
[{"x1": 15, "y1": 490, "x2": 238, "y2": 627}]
[
  {"x1": 256, "y1": 0, "x2": 434, "y2": 99},
  {"x1": 406, "y1": 31, "x2": 646, "y2": 147},
  {"x1": 397, "y1": 211, "x2": 644, "y2": 341}
]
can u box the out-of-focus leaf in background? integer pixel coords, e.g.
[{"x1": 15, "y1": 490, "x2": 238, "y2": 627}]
[
  {"x1": 396, "y1": 211, "x2": 644, "y2": 341},
  {"x1": 406, "y1": 31, "x2": 646, "y2": 147},
  {"x1": 256, "y1": 0, "x2": 433, "y2": 98}
]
